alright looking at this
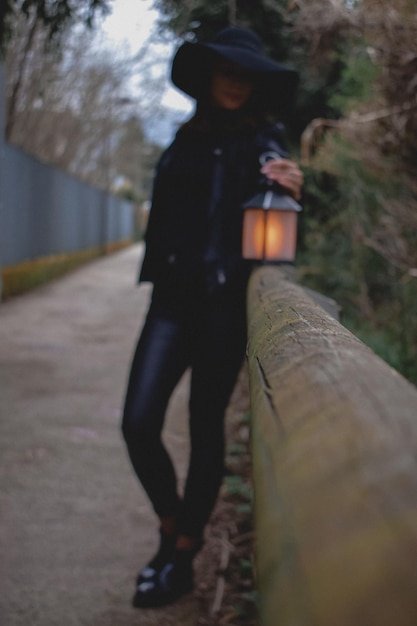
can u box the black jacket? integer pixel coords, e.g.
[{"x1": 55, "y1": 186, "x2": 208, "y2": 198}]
[{"x1": 139, "y1": 117, "x2": 289, "y2": 297}]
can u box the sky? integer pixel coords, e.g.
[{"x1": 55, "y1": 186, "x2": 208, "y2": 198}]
[{"x1": 96, "y1": 0, "x2": 193, "y2": 140}]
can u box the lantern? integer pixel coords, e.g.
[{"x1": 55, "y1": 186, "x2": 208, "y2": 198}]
[{"x1": 242, "y1": 149, "x2": 302, "y2": 265}]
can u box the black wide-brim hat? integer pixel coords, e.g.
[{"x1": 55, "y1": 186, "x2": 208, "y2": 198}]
[{"x1": 171, "y1": 26, "x2": 298, "y2": 111}]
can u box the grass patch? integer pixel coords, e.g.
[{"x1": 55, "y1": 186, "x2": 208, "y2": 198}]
[{"x1": 2, "y1": 239, "x2": 132, "y2": 299}]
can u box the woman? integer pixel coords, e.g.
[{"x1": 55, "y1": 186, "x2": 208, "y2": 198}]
[{"x1": 122, "y1": 25, "x2": 303, "y2": 608}]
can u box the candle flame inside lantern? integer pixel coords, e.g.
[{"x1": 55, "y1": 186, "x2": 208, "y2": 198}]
[
  {"x1": 243, "y1": 209, "x2": 293, "y2": 260},
  {"x1": 265, "y1": 212, "x2": 284, "y2": 258}
]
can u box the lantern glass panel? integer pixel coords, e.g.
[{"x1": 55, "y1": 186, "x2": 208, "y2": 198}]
[
  {"x1": 242, "y1": 209, "x2": 264, "y2": 259},
  {"x1": 265, "y1": 210, "x2": 297, "y2": 261}
]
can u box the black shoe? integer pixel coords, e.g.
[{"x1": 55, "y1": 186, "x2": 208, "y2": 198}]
[
  {"x1": 136, "y1": 529, "x2": 176, "y2": 586},
  {"x1": 133, "y1": 551, "x2": 194, "y2": 608}
]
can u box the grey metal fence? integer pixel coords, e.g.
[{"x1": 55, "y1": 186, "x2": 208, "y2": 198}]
[
  {"x1": 0, "y1": 63, "x2": 134, "y2": 299},
  {"x1": 1, "y1": 143, "x2": 133, "y2": 266}
]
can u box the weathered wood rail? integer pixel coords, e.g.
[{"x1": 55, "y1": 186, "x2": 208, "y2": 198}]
[{"x1": 246, "y1": 265, "x2": 417, "y2": 626}]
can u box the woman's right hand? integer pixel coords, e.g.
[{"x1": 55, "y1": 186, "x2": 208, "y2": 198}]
[{"x1": 260, "y1": 159, "x2": 304, "y2": 201}]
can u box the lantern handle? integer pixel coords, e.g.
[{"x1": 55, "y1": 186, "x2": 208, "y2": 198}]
[
  {"x1": 259, "y1": 151, "x2": 282, "y2": 166},
  {"x1": 259, "y1": 151, "x2": 282, "y2": 191}
]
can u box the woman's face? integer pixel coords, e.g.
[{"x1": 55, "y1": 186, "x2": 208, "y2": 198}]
[{"x1": 210, "y1": 60, "x2": 254, "y2": 110}]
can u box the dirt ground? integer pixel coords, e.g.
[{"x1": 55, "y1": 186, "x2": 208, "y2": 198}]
[{"x1": 0, "y1": 245, "x2": 256, "y2": 626}]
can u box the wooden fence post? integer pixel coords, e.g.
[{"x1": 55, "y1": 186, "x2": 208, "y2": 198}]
[{"x1": 246, "y1": 265, "x2": 417, "y2": 626}]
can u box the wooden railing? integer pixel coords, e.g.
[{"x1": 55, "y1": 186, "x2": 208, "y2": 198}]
[{"x1": 246, "y1": 265, "x2": 417, "y2": 626}]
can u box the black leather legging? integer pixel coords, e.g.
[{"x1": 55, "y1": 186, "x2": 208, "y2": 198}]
[{"x1": 121, "y1": 285, "x2": 247, "y2": 539}]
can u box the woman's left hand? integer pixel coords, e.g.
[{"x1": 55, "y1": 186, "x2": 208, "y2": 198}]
[{"x1": 261, "y1": 159, "x2": 304, "y2": 201}]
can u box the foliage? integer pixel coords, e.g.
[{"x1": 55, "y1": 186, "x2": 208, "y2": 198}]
[
  {"x1": 295, "y1": 0, "x2": 417, "y2": 384},
  {"x1": 0, "y1": 0, "x2": 110, "y2": 55},
  {"x1": 328, "y1": 49, "x2": 380, "y2": 115},
  {"x1": 155, "y1": 0, "x2": 296, "y2": 52},
  {"x1": 298, "y1": 135, "x2": 417, "y2": 384},
  {"x1": 3, "y1": 11, "x2": 163, "y2": 198}
]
